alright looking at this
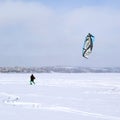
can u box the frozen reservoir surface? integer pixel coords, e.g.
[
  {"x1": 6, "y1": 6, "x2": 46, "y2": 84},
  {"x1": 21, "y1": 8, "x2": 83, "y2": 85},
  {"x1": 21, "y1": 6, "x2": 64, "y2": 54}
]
[{"x1": 0, "y1": 73, "x2": 120, "y2": 120}]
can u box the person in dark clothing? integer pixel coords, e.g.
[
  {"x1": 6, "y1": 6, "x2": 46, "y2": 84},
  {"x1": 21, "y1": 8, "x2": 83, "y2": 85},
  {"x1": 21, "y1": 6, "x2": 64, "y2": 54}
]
[{"x1": 30, "y1": 74, "x2": 36, "y2": 85}]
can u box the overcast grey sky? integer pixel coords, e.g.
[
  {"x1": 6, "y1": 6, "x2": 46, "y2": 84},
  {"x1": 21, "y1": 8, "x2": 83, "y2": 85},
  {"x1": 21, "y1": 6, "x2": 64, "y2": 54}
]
[{"x1": 0, "y1": 0, "x2": 120, "y2": 67}]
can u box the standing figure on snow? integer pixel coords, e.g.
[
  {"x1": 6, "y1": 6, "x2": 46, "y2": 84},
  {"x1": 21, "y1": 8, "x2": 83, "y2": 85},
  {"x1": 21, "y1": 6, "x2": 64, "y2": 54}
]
[{"x1": 30, "y1": 74, "x2": 36, "y2": 85}]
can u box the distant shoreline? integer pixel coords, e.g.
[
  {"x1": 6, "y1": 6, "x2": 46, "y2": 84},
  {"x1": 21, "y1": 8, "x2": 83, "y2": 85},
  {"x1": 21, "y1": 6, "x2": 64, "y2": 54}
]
[{"x1": 0, "y1": 66, "x2": 120, "y2": 73}]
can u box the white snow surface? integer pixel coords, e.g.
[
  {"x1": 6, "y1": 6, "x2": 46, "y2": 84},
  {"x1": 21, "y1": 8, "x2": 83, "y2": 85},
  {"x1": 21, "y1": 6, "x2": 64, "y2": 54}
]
[{"x1": 0, "y1": 73, "x2": 120, "y2": 120}]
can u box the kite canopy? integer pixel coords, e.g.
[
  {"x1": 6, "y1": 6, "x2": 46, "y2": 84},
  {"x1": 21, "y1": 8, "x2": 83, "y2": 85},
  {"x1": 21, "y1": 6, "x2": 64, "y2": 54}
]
[{"x1": 82, "y1": 33, "x2": 95, "y2": 59}]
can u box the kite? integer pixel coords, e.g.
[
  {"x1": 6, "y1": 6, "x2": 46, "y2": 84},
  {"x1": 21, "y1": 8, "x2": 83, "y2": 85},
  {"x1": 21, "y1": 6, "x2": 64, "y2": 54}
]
[{"x1": 82, "y1": 33, "x2": 95, "y2": 59}]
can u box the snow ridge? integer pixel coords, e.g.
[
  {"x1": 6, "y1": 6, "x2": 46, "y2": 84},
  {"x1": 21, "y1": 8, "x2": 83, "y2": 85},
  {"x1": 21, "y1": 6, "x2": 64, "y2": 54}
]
[{"x1": 3, "y1": 99, "x2": 120, "y2": 120}]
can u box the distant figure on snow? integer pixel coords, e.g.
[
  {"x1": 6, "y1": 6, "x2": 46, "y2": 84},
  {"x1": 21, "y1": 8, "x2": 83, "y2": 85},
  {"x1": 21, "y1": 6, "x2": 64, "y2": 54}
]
[{"x1": 30, "y1": 74, "x2": 36, "y2": 85}]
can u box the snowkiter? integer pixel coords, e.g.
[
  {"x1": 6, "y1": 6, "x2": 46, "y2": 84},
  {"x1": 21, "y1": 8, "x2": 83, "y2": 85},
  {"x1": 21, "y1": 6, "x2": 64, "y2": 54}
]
[{"x1": 30, "y1": 74, "x2": 36, "y2": 85}]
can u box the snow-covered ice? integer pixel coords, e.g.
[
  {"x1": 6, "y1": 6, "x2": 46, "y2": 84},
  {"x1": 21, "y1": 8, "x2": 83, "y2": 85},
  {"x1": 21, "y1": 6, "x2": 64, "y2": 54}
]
[{"x1": 0, "y1": 73, "x2": 120, "y2": 120}]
